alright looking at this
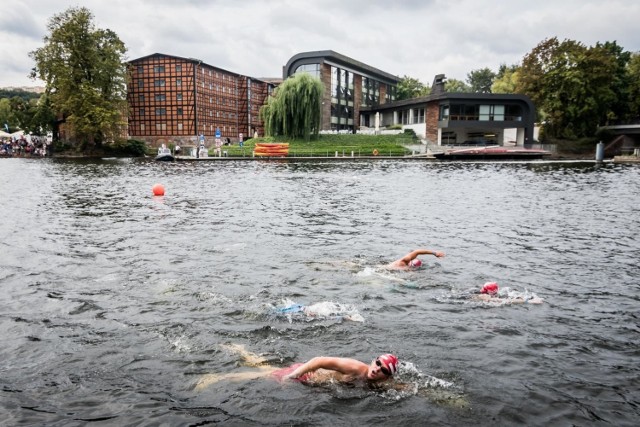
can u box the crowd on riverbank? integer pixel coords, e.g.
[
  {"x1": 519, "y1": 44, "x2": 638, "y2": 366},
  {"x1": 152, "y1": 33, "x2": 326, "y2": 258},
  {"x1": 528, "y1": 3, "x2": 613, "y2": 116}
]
[{"x1": 0, "y1": 135, "x2": 50, "y2": 157}]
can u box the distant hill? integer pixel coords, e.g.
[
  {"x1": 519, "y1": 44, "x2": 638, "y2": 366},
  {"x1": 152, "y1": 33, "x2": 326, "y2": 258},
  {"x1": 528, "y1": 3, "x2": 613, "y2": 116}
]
[
  {"x1": 1, "y1": 86, "x2": 45, "y2": 94},
  {"x1": 0, "y1": 87, "x2": 44, "y2": 101}
]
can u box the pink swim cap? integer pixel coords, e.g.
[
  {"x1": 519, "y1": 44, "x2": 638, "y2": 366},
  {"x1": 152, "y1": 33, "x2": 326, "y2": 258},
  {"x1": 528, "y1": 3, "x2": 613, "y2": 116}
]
[
  {"x1": 481, "y1": 282, "x2": 499, "y2": 295},
  {"x1": 409, "y1": 259, "x2": 422, "y2": 268},
  {"x1": 377, "y1": 354, "x2": 399, "y2": 376}
]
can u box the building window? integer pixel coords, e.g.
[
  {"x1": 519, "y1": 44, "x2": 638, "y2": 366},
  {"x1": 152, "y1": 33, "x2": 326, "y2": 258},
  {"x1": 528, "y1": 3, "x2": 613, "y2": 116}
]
[
  {"x1": 176, "y1": 65, "x2": 182, "y2": 72},
  {"x1": 155, "y1": 94, "x2": 166, "y2": 101},
  {"x1": 138, "y1": 79, "x2": 143, "y2": 88},
  {"x1": 440, "y1": 105, "x2": 450, "y2": 120},
  {"x1": 478, "y1": 105, "x2": 505, "y2": 121},
  {"x1": 154, "y1": 79, "x2": 165, "y2": 87},
  {"x1": 137, "y1": 66, "x2": 144, "y2": 74},
  {"x1": 386, "y1": 85, "x2": 397, "y2": 102},
  {"x1": 139, "y1": 108, "x2": 145, "y2": 116},
  {"x1": 154, "y1": 65, "x2": 165, "y2": 73},
  {"x1": 138, "y1": 94, "x2": 144, "y2": 101},
  {"x1": 156, "y1": 123, "x2": 167, "y2": 131},
  {"x1": 176, "y1": 78, "x2": 182, "y2": 86},
  {"x1": 177, "y1": 93, "x2": 182, "y2": 101},
  {"x1": 178, "y1": 123, "x2": 183, "y2": 131},
  {"x1": 140, "y1": 123, "x2": 145, "y2": 132},
  {"x1": 177, "y1": 107, "x2": 183, "y2": 115},
  {"x1": 505, "y1": 105, "x2": 523, "y2": 121},
  {"x1": 294, "y1": 63, "x2": 320, "y2": 79},
  {"x1": 156, "y1": 108, "x2": 166, "y2": 115}
]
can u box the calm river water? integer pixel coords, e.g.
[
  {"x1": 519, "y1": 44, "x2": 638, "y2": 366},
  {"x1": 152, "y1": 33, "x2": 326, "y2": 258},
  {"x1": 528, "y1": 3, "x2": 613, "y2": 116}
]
[{"x1": 1, "y1": 157, "x2": 639, "y2": 426}]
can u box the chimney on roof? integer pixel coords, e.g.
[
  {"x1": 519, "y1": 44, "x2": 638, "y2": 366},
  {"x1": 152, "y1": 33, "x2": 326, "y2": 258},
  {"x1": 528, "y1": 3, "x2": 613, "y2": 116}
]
[{"x1": 431, "y1": 74, "x2": 446, "y2": 95}]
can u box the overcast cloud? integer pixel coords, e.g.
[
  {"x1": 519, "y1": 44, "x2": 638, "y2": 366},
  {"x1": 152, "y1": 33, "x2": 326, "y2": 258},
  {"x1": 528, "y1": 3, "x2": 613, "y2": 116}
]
[{"x1": 1, "y1": 0, "x2": 638, "y2": 88}]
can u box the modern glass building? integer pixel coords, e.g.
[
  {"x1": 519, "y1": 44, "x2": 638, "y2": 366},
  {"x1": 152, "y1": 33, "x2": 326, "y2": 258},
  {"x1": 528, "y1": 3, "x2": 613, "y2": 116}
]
[
  {"x1": 369, "y1": 74, "x2": 536, "y2": 146},
  {"x1": 284, "y1": 52, "x2": 535, "y2": 145},
  {"x1": 283, "y1": 50, "x2": 400, "y2": 133}
]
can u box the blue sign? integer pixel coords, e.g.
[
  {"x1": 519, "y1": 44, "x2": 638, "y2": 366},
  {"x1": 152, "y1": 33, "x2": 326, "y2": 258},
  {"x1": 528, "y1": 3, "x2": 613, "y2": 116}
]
[
  {"x1": 215, "y1": 128, "x2": 221, "y2": 138},
  {"x1": 199, "y1": 134, "x2": 205, "y2": 142}
]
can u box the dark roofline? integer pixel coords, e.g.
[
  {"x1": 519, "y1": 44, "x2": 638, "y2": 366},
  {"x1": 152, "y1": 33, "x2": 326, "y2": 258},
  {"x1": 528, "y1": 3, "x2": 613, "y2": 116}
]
[
  {"x1": 366, "y1": 92, "x2": 535, "y2": 114},
  {"x1": 283, "y1": 50, "x2": 399, "y2": 84},
  {"x1": 128, "y1": 52, "x2": 258, "y2": 80}
]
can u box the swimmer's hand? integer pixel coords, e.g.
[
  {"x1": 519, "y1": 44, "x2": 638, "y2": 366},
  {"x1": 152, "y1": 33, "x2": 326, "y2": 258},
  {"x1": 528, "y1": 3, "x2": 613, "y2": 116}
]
[
  {"x1": 282, "y1": 373, "x2": 297, "y2": 381},
  {"x1": 434, "y1": 251, "x2": 445, "y2": 258}
]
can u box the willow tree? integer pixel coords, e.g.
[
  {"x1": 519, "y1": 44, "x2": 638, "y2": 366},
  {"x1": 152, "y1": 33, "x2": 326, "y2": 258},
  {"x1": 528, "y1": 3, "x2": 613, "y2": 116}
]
[
  {"x1": 260, "y1": 73, "x2": 323, "y2": 140},
  {"x1": 29, "y1": 7, "x2": 128, "y2": 146}
]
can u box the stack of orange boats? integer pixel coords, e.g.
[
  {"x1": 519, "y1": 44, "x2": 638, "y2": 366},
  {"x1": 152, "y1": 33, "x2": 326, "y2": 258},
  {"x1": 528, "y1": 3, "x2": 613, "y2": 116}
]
[{"x1": 253, "y1": 143, "x2": 289, "y2": 157}]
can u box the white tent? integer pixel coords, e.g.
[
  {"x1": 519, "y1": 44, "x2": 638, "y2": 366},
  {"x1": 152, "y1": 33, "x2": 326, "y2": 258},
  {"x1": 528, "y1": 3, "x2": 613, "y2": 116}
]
[{"x1": 0, "y1": 130, "x2": 11, "y2": 138}]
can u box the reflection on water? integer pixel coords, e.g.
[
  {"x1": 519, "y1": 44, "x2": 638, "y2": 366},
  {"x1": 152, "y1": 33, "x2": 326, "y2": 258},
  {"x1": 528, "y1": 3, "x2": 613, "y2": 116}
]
[{"x1": 1, "y1": 158, "x2": 639, "y2": 426}]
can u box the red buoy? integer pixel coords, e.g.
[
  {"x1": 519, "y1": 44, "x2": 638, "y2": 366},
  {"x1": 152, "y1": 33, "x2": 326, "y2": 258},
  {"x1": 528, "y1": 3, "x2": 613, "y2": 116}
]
[{"x1": 152, "y1": 183, "x2": 165, "y2": 196}]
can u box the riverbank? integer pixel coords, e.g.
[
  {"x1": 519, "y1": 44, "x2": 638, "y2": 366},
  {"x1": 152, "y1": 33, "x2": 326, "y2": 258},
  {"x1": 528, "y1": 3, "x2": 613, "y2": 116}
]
[{"x1": 39, "y1": 134, "x2": 612, "y2": 161}]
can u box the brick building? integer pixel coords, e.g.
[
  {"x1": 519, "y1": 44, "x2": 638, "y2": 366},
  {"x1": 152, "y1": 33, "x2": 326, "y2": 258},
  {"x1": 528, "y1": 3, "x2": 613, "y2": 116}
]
[{"x1": 127, "y1": 53, "x2": 278, "y2": 148}]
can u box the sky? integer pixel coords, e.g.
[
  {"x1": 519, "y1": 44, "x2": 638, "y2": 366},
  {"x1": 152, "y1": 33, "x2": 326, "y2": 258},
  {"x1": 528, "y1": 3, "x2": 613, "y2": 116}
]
[{"x1": 1, "y1": 0, "x2": 639, "y2": 89}]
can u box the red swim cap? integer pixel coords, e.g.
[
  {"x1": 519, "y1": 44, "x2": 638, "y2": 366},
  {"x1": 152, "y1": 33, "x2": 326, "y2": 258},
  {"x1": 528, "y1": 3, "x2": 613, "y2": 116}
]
[
  {"x1": 481, "y1": 282, "x2": 499, "y2": 295},
  {"x1": 377, "y1": 354, "x2": 399, "y2": 375},
  {"x1": 409, "y1": 259, "x2": 422, "y2": 268}
]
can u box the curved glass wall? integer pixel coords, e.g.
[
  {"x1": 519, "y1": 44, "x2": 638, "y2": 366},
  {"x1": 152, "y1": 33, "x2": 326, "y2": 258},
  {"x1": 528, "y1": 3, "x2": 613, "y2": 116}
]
[{"x1": 294, "y1": 63, "x2": 320, "y2": 79}]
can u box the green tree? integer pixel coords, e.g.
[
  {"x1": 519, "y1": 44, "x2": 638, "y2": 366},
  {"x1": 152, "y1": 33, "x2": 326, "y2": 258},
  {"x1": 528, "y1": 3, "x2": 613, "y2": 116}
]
[
  {"x1": 517, "y1": 37, "x2": 619, "y2": 139},
  {"x1": 396, "y1": 75, "x2": 430, "y2": 100},
  {"x1": 260, "y1": 72, "x2": 323, "y2": 141},
  {"x1": 466, "y1": 67, "x2": 496, "y2": 93},
  {"x1": 0, "y1": 98, "x2": 17, "y2": 132},
  {"x1": 0, "y1": 89, "x2": 41, "y2": 102},
  {"x1": 597, "y1": 41, "x2": 631, "y2": 123},
  {"x1": 491, "y1": 64, "x2": 520, "y2": 94},
  {"x1": 29, "y1": 7, "x2": 128, "y2": 146},
  {"x1": 29, "y1": 94, "x2": 56, "y2": 135},
  {"x1": 445, "y1": 78, "x2": 471, "y2": 93},
  {"x1": 627, "y1": 52, "x2": 640, "y2": 120}
]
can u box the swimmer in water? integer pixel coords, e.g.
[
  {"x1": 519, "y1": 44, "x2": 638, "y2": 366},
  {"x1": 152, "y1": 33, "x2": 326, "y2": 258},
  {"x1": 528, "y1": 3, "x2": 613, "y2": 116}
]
[
  {"x1": 279, "y1": 353, "x2": 398, "y2": 384},
  {"x1": 387, "y1": 248, "x2": 445, "y2": 270},
  {"x1": 275, "y1": 301, "x2": 364, "y2": 322},
  {"x1": 474, "y1": 282, "x2": 544, "y2": 304},
  {"x1": 194, "y1": 344, "x2": 469, "y2": 409},
  {"x1": 194, "y1": 345, "x2": 397, "y2": 390}
]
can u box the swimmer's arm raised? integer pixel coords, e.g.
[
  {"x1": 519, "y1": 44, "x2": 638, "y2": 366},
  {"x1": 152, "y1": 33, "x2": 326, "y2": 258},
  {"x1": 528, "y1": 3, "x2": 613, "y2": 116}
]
[{"x1": 401, "y1": 249, "x2": 445, "y2": 263}]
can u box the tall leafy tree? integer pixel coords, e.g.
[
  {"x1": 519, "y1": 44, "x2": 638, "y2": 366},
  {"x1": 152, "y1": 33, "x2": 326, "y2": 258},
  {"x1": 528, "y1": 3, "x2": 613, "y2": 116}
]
[
  {"x1": 627, "y1": 52, "x2": 640, "y2": 121},
  {"x1": 260, "y1": 73, "x2": 323, "y2": 141},
  {"x1": 445, "y1": 78, "x2": 471, "y2": 93},
  {"x1": 0, "y1": 98, "x2": 16, "y2": 132},
  {"x1": 491, "y1": 64, "x2": 520, "y2": 94},
  {"x1": 29, "y1": 7, "x2": 128, "y2": 145},
  {"x1": 466, "y1": 67, "x2": 496, "y2": 93},
  {"x1": 597, "y1": 41, "x2": 631, "y2": 123},
  {"x1": 396, "y1": 76, "x2": 430, "y2": 100},
  {"x1": 517, "y1": 37, "x2": 618, "y2": 139}
]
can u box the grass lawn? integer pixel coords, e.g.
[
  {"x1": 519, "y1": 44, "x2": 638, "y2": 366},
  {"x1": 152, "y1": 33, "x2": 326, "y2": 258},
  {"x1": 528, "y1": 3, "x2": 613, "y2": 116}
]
[{"x1": 211, "y1": 133, "x2": 418, "y2": 157}]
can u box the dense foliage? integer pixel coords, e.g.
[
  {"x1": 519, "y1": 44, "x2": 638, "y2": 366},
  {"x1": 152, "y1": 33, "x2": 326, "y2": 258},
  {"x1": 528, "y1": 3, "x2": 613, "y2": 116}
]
[
  {"x1": 466, "y1": 68, "x2": 496, "y2": 93},
  {"x1": 260, "y1": 73, "x2": 323, "y2": 141},
  {"x1": 29, "y1": 7, "x2": 128, "y2": 146},
  {"x1": 0, "y1": 95, "x2": 54, "y2": 135},
  {"x1": 517, "y1": 37, "x2": 627, "y2": 138},
  {"x1": 0, "y1": 89, "x2": 41, "y2": 102},
  {"x1": 396, "y1": 76, "x2": 431, "y2": 100}
]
